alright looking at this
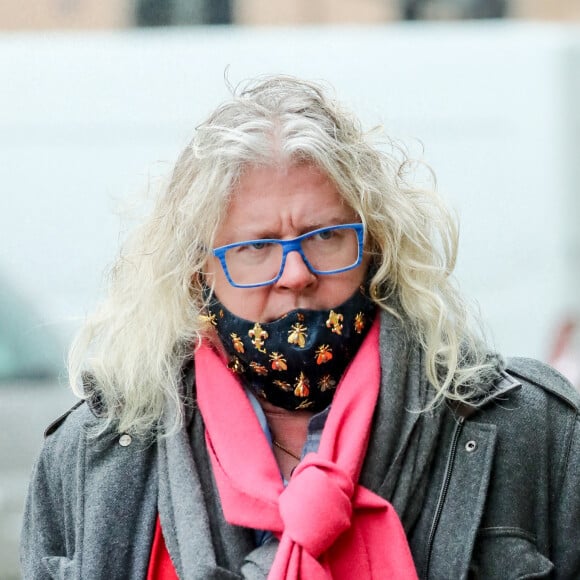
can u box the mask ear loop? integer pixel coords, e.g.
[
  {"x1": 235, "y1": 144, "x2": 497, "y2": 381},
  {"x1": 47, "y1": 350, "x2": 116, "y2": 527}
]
[
  {"x1": 358, "y1": 252, "x2": 376, "y2": 298},
  {"x1": 362, "y1": 238, "x2": 392, "y2": 305}
]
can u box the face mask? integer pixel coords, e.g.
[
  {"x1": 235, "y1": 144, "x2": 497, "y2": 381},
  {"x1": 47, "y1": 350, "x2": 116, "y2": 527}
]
[{"x1": 202, "y1": 286, "x2": 376, "y2": 412}]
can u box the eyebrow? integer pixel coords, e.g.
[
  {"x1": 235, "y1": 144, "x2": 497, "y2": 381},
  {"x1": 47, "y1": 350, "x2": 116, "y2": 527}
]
[
  {"x1": 233, "y1": 217, "x2": 359, "y2": 242},
  {"x1": 299, "y1": 216, "x2": 358, "y2": 233}
]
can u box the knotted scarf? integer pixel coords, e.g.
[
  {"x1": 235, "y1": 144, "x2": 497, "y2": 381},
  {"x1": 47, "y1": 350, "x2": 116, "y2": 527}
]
[{"x1": 195, "y1": 317, "x2": 418, "y2": 579}]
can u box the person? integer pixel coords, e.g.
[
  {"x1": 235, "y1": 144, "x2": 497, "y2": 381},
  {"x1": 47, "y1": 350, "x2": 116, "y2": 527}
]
[{"x1": 21, "y1": 76, "x2": 579, "y2": 579}]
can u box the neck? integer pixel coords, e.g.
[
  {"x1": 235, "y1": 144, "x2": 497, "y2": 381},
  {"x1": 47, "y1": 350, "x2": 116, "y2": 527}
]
[{"x1": 260, "y1": 398, "x2": 313, "y2": 480}]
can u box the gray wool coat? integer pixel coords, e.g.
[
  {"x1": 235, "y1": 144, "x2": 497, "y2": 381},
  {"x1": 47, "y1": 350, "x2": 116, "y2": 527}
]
[{"x1": 20, "y1": 324, "x2": 580, "y2": 579}]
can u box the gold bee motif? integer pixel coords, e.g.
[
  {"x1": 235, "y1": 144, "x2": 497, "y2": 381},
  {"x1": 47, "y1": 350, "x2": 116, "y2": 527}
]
[
  {"x1": 288, "y1": 323, "x2": 308, "y2": 348},
  {"x1": 248, "y1": 322, "x2": 268, "y2": 353},
  {"x1": 230, "y1": 333, "x2": 244, "y2": 353},
  {"x1": 198, "y1": 312, "x2": 217, "y2": 327},
  {"x1": 293, "y1": 372, "x2": 310, "y2": 397},
  {"x1": 315, "y1": 344, "x2": 333, "y2": 365},
  {"x1": 273, "y1": 379, "x2": 292, "y2": 391},
  {"x1": 228, "y1": 357, "x2": 244, "y2": 374},
  {"x1": 296, "y1": 400, "x2": 315, "y2": 410},
  {"x1": 318, "y1": 374, "x2": 337, "y2": 391},
  {"x1": 249, "y1": 362, "x2": 268, "y2": 376},
  {"x1": 354, "y1": 312, "x2": 366, "y2": 334},
  {"x1": 326, "y1": 310, "x2": 344, "y2": 335},
  {"x1": 269, "y1": 352, "x2": 288, "y2": 371}
]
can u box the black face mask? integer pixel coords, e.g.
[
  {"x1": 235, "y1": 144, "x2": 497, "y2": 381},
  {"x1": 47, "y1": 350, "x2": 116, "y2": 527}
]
[{"x1": 203, "y1": 286, "x2": 377, "y2": 412}]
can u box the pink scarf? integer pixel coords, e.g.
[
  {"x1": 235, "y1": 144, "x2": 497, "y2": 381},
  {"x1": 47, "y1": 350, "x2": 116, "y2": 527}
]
[{"x1": 195, "y1": 318, "x2": 418, "y2": 579}]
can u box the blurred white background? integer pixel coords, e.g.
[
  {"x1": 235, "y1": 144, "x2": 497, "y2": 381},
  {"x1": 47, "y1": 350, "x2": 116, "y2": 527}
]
[
  {"x1": 1, "y1": 2, "x2": 579, "y2": 577},
  {"x1": 2, "y1": 24, "x2": 579, "y2": 359}
]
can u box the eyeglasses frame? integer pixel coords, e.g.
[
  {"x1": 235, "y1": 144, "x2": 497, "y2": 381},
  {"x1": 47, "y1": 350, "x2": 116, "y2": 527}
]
[{"x1": 212, "y1": 223, "x2": 365, "y2": 288}]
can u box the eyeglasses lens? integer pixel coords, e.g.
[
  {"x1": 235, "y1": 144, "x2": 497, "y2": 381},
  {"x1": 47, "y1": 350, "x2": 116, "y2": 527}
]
[{"x1": 224, "y1": 226, "x2": 360, "y2": 286}]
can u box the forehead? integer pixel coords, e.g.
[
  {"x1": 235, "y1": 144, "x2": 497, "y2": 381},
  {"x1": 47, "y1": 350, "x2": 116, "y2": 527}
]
[{"x1": 219, "y1": 164, "x2": 356, "y2": 238}]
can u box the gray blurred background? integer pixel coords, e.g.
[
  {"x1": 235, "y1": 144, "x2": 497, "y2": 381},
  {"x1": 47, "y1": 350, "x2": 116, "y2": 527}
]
[{"x1": 1, "y1": 1, "x2": 579, "y2": 578}]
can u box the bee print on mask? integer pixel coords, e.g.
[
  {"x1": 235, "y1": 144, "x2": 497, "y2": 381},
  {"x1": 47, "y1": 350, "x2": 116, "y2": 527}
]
[
  {"x1": 228, "y1": 357, "x2": 244, "y2": 374},
  {"x1": 354, "y1": 312, "x2": 366, "y2": 334},
  {"x1": 199, "y1": 312, "x2": 217, "y2": 327},
  {"x1": 249, "y1": 361, "x2": 268, "y2": 376},
  {"x1": 248, "y1": 323, "x2": 268, "y2": 353},
  {"x1": 318, "y1": 374, "x2": 337, "y2": 392},
  {"x1": 326, "y1": 310, "x2": 344, "y2": 335},
  {"x1": 288, "y1": 323, "x2": 308, "y2": 348},
  {"x1": 273, "y1": 380, "x2": 292, "y2": 391},
  {"x1": 230, "y1": 333, "x2": 245, "y2": 353},
  {"x1": 294, "y1": 372, "x2": 310, "y2": 397},
  {"x1": 269, "y1": 352, "x2": 288, "y2": 371},
  {"x1": 315, "y1": 344, "x2": 333, "y2": 365}
]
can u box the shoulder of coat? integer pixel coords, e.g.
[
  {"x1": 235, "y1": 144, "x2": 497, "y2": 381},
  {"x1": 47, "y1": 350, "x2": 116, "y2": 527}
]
[
  {"x1": 44, "y1": 399, "x2": 86, "y2": 438},
  {"x1": 43, "y1": 376, "x2": 108, "y2": 438},
  {"x1": 506, "y1": 356, "x2": 580, "y2": 412}
]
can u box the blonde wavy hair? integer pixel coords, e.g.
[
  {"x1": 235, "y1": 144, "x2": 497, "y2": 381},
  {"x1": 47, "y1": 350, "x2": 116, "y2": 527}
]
[{"x1": 69, "y1": 75, "x2": 498, "y2": 435}]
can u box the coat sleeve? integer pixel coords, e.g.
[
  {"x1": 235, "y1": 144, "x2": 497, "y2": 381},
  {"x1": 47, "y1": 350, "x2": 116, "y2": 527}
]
[
  {"x1": 552, "y1": 410, "x2": 580, "y2": 578},
  {"x1": 19, "y1": 404, "x2": 85, "y2": 580},
  {"x1": 20, "y1": 431, "x2": 73, "y2": 579}
]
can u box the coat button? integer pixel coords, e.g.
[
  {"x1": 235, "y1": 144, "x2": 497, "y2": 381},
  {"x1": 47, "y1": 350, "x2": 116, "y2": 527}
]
[
  {"x1": 119, "y1": 434, "x2": 132, "y2": 447},
  {"x1": 465, "y1": 440, "x2": 477, "y2": 452}
]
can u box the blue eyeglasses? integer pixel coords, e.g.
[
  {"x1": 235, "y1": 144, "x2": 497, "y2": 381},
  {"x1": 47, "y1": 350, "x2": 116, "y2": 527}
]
[{"x1": 212, "y1": 223, "x2": 364, "y2": 288}]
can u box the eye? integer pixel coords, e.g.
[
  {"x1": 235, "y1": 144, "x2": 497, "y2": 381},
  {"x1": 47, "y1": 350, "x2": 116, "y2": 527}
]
[
  {"x1": 234, "y1": 240, "x2": 270, "y2": 253},
  {"x1": 315, "y1": 229, "x2": 335, "y2": 241},
  {"x1": 249, "y1": 241, "x2": 268, "y2": 250}
]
